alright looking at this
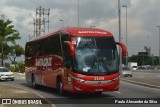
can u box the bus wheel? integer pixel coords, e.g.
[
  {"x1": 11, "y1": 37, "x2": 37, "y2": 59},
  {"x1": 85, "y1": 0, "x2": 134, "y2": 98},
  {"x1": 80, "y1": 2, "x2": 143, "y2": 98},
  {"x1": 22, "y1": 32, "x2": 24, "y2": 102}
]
[
  {"x1": 57, "y1": 79, "x2": 65, "y2": 95},
  {"x1": 32, "y1": 74, "x2": 38, "y2": 88}
]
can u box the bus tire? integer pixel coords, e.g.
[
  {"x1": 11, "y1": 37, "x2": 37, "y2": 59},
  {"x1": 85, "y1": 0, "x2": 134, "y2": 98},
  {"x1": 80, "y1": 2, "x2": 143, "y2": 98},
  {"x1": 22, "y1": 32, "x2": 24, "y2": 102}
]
[
  {"x1": 57, "y1": 78, "x2": 65, "y2": 95},
  {"x1": 32, "y1": 74, "x2": 38, "y2": 89}
]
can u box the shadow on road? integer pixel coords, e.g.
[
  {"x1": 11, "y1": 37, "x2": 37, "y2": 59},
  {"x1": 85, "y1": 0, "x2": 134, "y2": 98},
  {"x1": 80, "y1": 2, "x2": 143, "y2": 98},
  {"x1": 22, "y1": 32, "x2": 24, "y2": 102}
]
[{"x1": 20, "y1": 82, "x2": 115, "y2": 99}]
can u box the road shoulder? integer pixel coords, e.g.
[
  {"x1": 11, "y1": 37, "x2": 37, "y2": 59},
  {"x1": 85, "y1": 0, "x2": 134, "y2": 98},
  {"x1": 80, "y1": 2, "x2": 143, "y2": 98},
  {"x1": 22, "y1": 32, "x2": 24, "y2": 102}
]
[{"x1": 0, "y1": 85, "x2": 52, "y2": 107}]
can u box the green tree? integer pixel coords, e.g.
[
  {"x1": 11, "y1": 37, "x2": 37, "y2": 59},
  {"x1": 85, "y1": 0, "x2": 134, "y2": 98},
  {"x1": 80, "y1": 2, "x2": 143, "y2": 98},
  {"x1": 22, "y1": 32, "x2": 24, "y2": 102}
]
[
  {"x1": 8, "y1": 45, "x2": 24, "y2": 65},
  {"x1": 128, "y1": 55, "x2": 159, "y2": 66},
  {"x1": 0, "y1": 19, "x2": 24, "y2": 66}
]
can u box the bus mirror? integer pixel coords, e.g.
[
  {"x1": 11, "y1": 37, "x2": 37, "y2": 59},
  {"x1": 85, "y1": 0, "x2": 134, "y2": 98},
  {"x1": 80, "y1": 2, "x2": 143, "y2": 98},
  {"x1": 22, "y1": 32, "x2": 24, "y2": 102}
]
[
  {"x1": 116, "y1": 42, "x2": 127, "y2": 56},
  {"x1": 64, "y1": 41, "x2": 75, "y2": 56}
]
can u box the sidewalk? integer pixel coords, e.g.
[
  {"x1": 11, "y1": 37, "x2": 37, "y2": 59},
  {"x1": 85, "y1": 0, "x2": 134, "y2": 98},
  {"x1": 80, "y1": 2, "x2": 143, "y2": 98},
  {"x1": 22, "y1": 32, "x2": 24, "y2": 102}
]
[
  {"x1": 121, "y1": 71, "x2": 160, "y2": 89},
  {"x1": 0, "y1": 85, "x2": 52, "y2": 107}
]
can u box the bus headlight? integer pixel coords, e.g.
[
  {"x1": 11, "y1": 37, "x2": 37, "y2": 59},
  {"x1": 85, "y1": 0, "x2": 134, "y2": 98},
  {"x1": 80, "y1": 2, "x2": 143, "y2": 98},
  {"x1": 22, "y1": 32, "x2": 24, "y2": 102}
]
[
  {"x1": 69, "y1": 74, "x2": 85, "y2": 82},
  {"x1": 112, "y1": 76, "x2": 119, "y2": 81},
  {"x1": 74, "y1": 77, "x2": 85, "y2": 82}
]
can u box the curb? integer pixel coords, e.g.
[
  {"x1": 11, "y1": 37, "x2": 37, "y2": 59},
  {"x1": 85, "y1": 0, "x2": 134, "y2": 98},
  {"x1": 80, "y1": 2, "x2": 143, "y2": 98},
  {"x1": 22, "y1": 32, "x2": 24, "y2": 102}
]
[
  {"x1": 121, "y1": 79, "x2": 160, "y2": 89},
  {"x1": 13, "y1": 72, "x2": 25, "y2": 76}
]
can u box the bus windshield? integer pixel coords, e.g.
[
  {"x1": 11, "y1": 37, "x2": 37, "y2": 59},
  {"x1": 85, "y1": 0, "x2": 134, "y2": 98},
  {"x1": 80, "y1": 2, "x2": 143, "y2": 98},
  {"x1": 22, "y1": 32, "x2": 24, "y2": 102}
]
[{"x1": 73, "y1": 36, "x2": 119, "y2": 76}]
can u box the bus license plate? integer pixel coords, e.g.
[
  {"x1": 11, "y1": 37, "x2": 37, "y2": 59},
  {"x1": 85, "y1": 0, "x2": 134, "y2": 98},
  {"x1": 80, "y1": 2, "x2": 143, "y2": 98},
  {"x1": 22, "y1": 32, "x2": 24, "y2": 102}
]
[{"x1": 95, "y1": 89, "x2": 103, "y2": 92}]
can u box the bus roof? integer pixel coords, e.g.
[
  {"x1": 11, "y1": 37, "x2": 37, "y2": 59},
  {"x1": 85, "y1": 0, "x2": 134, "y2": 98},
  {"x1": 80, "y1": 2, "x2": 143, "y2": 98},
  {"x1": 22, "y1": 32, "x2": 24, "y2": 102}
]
[{"x1": 30, "y1": 27, "x2": 113, "y2": 42}]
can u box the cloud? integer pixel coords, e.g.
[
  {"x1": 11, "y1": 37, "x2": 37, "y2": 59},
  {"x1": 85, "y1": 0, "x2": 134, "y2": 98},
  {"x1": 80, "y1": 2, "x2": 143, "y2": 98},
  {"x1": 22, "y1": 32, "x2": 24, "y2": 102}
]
[
  {"x1": 127, "y1": 18, "x2": 152, "y2": 37},
  {"x1": 0, "y1": 0, "x2": 160, "y2": 57}
]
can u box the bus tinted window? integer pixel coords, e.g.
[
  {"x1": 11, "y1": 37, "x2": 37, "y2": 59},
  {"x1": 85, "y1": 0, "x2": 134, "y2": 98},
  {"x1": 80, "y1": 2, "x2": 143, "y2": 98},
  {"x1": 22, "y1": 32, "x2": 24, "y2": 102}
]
[
  {"x1": 25, "y1": 34, "x2": 62, "y2": 57},
  {"x1": 25, "y1": 42, "x2": 39, "y2": 57},
  {"x1": 43, "y1": 35, "x2": 62, "y2": 56}
]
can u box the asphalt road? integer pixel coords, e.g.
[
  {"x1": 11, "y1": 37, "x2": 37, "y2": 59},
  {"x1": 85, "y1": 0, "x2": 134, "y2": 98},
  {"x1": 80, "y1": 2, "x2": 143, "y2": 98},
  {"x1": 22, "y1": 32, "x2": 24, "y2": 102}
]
[
  {"x1": 121, "y1": 71, "x2": 160, "y2": 88},
  {"x1": 0, "y1": 73, "x2": 160, "y2": 107}
]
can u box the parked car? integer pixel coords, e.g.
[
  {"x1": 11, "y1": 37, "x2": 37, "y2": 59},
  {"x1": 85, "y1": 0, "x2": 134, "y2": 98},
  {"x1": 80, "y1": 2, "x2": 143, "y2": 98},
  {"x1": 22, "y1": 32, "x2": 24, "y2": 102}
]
[
  {"x1": 0, "y1": 67, "x2": 14, "y2": 81},
  {"x1": 121, "y1": 66, "x2": 132, "y2": 77}
]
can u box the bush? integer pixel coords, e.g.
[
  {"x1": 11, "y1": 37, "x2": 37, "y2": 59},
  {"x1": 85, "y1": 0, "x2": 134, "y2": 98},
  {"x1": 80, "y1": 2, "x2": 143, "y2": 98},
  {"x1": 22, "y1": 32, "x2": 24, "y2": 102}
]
[
  {"x1": 14, "y1": 66, "x2": 19, "y2": 72},
  {"x1": 9, "y1": 66, "x2": 15, "y2": 72},
  {"x1": 17, "y1": 63, "x2": 25, "y2": 73},
  {"x1": 9, "y1": 63, "x2": 25, "y2": 73}
]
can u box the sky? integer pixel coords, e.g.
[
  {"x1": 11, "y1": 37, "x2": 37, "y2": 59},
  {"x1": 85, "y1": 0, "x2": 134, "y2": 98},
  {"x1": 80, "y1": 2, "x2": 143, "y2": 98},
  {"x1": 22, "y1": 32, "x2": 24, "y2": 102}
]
[{"x1": 0, "y1": 0, "x2": 160, "y2": 59}]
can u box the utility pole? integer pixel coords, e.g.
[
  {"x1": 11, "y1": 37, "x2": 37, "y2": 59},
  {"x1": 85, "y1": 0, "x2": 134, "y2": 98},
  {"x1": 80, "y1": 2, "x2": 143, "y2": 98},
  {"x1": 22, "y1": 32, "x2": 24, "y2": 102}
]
[
  {"x1": 118, "y1": 0, "x2": 122, "y2": 72},
  {"x1": 33, "y1": 18, "x2": 36, "y2": 37},
  {"x1": 123, "y1": 5, "x2": 128, "y2": 66},
  {"x1": 157, "y1": 25, "x2": 160, "y2": 65},
  {"x1": 43, "y1": 8, "x2": 50, "y2": 33},
  {"x1": 152, "y1": 54, "x2": 154, "y2": 66},
  {"x1": 34, "y1": 6, "x2": 50, "y2": 37},
  {"x1": 60, "y1": 20, "x2": 64, "y2": 28},
  {"x1": 78, "y1": 0, "x2": 79, "y2": 27},
  {"x1": 38, "y1": 6, "x2": 42, "y2": 36}
]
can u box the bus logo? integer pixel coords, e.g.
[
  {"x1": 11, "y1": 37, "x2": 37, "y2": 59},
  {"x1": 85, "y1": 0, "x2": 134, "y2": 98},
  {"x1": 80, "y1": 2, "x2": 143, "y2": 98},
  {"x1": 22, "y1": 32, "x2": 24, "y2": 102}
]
[
  {"x1": 36, "y1": 57, "x2": 52, "y2": 67},
  {"x1": 78, "y1": 31, "x2": 107, "y2": 34}
]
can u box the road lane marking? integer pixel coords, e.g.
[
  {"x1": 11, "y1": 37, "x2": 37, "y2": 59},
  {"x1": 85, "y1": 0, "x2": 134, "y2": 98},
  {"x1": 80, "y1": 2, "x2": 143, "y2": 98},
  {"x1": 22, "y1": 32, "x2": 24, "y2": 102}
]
[
  {"x1": 121, "y1": 81, "x2": 160, "y2": 91},
  {"x1": 122, "y1": 79, "x2": 160, "y2": 88}
]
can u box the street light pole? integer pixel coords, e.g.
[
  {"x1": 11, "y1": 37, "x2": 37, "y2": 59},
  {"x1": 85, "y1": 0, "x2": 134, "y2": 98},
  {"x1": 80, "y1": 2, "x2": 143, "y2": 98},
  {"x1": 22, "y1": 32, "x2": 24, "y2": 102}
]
[
  {"x1": 78, "y1": 0, "x2": 79, "y2": 27},
  {"x1": 123, "y1": 5, "x2": 128, "y2": 66},
  {"x1": 60, "y1": 20, "x2": 64, "y2": 28},
  {"x1": 157, "y1": 26, "x2": 160, "y2": 65},
  {"x1": 118, "y1": 0, "x2": 122, "y2": 71}
]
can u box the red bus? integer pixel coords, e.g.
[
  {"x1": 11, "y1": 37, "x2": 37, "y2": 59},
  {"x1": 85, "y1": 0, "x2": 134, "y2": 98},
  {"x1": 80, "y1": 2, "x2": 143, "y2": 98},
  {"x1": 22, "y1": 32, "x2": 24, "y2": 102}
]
[{"x1": 25, "y1": 27, "x2": 126, "y2": 95}]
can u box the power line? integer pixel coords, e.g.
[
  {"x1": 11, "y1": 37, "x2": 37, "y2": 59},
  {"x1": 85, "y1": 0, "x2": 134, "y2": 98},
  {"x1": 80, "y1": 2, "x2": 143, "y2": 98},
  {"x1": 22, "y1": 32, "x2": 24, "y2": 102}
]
[
  {"x1": 14, "y1": 24, "x2": 34, "y2": 32},
  {"x1": 1, "y1": 14, "x2": 34, "y2": 32}
]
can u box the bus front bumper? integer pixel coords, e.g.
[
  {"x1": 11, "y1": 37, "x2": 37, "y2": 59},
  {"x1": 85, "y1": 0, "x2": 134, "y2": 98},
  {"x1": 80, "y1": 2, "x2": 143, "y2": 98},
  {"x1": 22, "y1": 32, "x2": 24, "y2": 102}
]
[{"x1": 72, "y1": 79, "x2": 119, "y2": 93}]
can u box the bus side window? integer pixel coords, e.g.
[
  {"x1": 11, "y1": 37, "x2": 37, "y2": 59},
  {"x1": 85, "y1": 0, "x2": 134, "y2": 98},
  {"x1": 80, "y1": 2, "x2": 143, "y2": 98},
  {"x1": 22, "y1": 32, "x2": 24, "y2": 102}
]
[
  {"x1": 25, "y1": 45, "x2": 30, "y2": 57},
  {"x1": 61, "y1": 33, "x2": 70, "y2": 57},
  {"x1": 61, "y1": 33, "x2": 72, "y2": 69},
  {"x1": 27, "y1": 43, "x2": 35, "y2": 57}
]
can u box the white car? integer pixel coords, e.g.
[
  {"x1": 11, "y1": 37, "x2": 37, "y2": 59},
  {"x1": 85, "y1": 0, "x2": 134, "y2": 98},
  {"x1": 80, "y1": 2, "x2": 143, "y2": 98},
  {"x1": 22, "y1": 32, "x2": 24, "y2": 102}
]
[
  {"x1": 121, "y1": 67, "x2": 133, "y2": 77},
  {"x1": 0, "y1": 67, "x2": 15, "y2": 81}
]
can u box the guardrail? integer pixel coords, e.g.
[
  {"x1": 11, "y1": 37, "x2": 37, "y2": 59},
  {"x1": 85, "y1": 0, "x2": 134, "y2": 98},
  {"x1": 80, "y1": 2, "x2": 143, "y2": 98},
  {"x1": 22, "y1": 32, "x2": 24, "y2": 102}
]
[{"x1": 133, "y1": 70, "x2": 160, "y2": 73}]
